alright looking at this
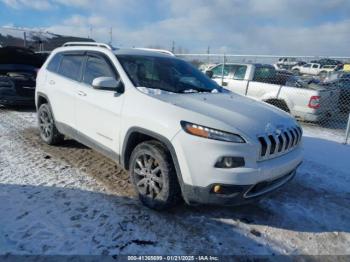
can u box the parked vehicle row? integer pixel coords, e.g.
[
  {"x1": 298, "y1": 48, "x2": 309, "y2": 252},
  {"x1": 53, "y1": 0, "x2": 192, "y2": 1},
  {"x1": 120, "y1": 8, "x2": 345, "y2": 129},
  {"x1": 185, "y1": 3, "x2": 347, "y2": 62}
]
[
  {"x1": 0, "y1": 46, "x2": 45, "y2": 106},
  {"x1": 274, "y1": 57, "x2": 305, "y2": 70},
  {"x1": 35, "y1": 42, "x2": 303, "y2": 210},
  {"x1": 204, "y1": 63, "x2": 339, "y2": 122},
  {"x1": 291, "y1": 63, "x2": 340, "y2": 77}
]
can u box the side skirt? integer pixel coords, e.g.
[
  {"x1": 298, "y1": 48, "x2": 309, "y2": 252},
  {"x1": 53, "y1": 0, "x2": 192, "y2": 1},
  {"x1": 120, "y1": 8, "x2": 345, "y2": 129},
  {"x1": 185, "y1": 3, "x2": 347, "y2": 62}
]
[{"x1": 55, "y1": 122, "x2": 121, "y2": 165}]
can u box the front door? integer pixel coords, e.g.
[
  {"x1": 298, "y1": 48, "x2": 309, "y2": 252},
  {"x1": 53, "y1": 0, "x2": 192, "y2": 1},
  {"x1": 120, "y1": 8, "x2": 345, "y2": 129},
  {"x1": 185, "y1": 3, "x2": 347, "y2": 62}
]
[{"x1": 75, "y1": 52, "x2": 124, "y2": 154}]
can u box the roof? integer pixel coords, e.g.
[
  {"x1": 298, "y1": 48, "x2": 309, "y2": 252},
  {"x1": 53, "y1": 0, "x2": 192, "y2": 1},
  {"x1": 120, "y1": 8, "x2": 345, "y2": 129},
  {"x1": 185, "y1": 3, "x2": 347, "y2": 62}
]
[
  {"x1": 113, "y1": 48, "x2": 176, "y2": 58},
  {"x1": 59, "y1": 42, "x2": 176, "y2": 58}
]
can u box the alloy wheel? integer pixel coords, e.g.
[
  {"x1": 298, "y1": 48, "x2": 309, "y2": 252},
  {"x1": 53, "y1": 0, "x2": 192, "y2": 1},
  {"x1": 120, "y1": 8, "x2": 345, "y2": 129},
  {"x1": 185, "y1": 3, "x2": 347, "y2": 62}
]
[{"x1": 133, "y1": 154, "x2": 163, "y2": 199}]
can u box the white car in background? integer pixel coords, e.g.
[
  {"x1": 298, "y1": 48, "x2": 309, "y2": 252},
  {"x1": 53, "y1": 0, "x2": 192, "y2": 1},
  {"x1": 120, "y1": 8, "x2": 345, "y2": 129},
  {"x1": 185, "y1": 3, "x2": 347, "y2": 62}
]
[
  {"x1": 275, "y1": 57, "x2": 304, "y2": 70},
  {"x1": 36, "y1": 42, "x2": 303, "y2": 210},
  {"x1": 205, "y1": 63, "x2": 339, "y2": 122},
  {"x1": 292, "y1": 63, "x2": 337, "y2": 76}
]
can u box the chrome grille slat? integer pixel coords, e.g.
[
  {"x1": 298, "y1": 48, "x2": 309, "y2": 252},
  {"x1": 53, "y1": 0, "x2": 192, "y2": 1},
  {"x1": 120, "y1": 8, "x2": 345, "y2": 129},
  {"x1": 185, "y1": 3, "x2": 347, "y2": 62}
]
[
  {"x1": 277, "y1": 134, "x2": 284, "y2": 153},
  {"x1": 257, "y1": 125, "x2": 302, "y2": 161},
  {"x1": 294, "y1": 128, "x2": 300, "y2": 145},
  {"x1": 286, "y1": 130, "x2": 293, "y2": 150},
  {"x1": 292, "y1": 128, "x2": 298, "y2": 146},
  {"x1": 265, "y1": 136, "x2": 272, "y2": 157},
  {"x1": 289, "y1": 129, "x2": 295, "y2": 147}
]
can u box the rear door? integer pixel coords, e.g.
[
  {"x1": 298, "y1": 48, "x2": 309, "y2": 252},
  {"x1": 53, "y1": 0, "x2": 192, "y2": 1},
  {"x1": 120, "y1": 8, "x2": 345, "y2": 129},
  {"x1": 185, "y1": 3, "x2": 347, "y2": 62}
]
[
  {"x1": 46, "y1": 52, "x2": 85, "y2": 129},
  {"x1": 310, "y1": 64, "x2": 320, "y2": 75},
  {"x1": 75, "y1": 52, "x2": 124, "y2": 153},
  {"x1": 301, "y1": 63, "x2": 312, "y2": 74},
  {"x1": 246, "y1": 66, "x2": 281, "y2": 99}
]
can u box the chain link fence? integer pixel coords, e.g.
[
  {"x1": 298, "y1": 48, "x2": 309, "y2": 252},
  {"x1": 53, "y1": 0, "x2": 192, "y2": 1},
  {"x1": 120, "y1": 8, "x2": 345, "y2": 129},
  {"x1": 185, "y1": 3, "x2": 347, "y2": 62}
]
[{"x1": 176, "y1": 54, "x2": 350, "y2": 144}]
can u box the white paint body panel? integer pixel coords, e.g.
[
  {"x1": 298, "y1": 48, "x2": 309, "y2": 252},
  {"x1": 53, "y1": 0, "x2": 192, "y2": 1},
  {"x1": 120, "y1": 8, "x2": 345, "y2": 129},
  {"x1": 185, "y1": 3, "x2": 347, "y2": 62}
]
[
  {"x1": 36, "y1": 46, "x2": 303, "y2": 192},
  {"x1": 210, "y1": 63, "x2": 337, "y2": 122}
]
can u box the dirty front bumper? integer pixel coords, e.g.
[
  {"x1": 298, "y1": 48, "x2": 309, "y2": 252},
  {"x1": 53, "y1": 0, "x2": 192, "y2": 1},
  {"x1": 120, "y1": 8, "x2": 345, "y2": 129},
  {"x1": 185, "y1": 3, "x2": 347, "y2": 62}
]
[{"x1": 182, "y1": 167, "x2": 298, "y2": 206}]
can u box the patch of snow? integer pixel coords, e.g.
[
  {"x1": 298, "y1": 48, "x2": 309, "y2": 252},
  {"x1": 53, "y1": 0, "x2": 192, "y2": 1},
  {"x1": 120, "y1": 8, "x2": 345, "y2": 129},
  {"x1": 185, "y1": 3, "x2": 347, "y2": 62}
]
[
  {"x1": 0, "y1": 109, "x2": 349, "y2": 255},
  {"x1": 136, "y1": 86, "x2": 175, "y2": 95}
]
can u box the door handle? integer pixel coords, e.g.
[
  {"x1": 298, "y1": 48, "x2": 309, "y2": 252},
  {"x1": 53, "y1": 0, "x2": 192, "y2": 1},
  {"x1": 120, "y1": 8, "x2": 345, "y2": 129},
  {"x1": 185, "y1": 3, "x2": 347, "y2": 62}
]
[
  {"x1": 49, "y1": 80, "x2": 55, "y2": 85},
  {"x1": 77, "y1": 91, "x2": 87, "y2": 96}
]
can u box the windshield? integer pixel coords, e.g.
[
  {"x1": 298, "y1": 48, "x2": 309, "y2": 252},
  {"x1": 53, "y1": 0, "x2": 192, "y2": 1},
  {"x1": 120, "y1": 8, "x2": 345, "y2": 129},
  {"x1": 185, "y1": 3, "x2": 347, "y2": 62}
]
[{"x1": 117, "y1": 54, "x2": 221, "y2": 93}]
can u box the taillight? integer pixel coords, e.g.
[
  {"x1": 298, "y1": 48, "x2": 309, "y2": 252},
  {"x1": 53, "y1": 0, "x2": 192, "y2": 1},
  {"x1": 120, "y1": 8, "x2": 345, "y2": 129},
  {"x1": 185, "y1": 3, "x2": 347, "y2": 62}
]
[{"x1": 308, "y1": 96, "x2": 321, "y2": 109}]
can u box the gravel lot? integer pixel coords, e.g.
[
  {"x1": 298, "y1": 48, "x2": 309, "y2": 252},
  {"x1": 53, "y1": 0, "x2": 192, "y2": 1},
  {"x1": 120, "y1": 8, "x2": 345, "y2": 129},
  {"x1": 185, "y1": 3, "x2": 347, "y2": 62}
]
[{"x1": 0, "y1": 106, "x2": 349, "y2": 255}]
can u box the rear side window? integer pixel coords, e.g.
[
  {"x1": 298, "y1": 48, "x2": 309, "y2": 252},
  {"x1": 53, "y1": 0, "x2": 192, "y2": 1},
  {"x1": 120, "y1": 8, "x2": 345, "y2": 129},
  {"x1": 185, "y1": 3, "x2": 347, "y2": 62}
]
[
  {"x1": 46, "y1": 53, "x2": 62, "y2": 73},
  {"x1": 83, "y1": 55, "x2": 117, "y2": 85},
  {"x1": 234, "y1": 65, "x2": 247, "y2": 80},
  {"x1": 253, "y1": 66, "x2": 276, "y2": 82},
  {"x1": 58, "y1": 55, "x2": 84, "y2": 81}
]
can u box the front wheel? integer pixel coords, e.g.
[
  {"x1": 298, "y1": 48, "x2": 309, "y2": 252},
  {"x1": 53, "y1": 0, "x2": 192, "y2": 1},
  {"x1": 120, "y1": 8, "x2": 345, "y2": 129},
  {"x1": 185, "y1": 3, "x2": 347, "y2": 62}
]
[
  {"x1": 292, "y1": 69, "x2": 300, "y2": 75},
  {"x1": 319, "y1": 71, "x2": 327, "y2": 78},
  {"x1": 38, "y1": 103, "x2": 64, "y2": 145},
  {"x1": 129, "y1": 140, "x2": 181, "y2": 210}
]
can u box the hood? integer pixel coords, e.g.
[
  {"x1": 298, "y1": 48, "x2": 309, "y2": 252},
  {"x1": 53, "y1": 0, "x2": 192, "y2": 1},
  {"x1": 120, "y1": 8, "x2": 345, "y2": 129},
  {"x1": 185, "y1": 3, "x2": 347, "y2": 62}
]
[{"x1": 155, "y1": 92, "x2": 297, "y2": 139}]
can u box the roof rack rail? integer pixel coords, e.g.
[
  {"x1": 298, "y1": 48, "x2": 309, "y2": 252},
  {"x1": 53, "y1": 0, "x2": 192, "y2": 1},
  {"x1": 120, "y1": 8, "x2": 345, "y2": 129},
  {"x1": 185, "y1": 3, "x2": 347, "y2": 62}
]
[
  {"x1": 62, "y1": 42, "x2": 113, "y2": 50},
  {"x1": 134, "y1": 48, "x2": 175, "y2": 56}
]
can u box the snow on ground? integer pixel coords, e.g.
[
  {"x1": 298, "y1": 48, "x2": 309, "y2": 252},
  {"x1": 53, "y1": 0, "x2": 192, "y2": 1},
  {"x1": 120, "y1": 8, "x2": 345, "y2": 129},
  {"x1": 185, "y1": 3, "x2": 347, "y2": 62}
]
[{"x1": 0, "y1": 107, "x2": 349, "y2": 255}]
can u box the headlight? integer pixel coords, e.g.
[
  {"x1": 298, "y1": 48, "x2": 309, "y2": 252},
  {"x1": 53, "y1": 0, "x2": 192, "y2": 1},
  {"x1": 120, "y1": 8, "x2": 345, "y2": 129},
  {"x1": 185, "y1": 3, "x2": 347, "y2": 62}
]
[{"x1": 180, "y1": 121, "x2": 245, "y2": 143}]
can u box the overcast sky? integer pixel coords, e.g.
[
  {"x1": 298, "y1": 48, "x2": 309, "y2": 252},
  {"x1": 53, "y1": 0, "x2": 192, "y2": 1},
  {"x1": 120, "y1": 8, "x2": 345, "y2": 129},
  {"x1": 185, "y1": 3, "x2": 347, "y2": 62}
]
[{"x1": 1, "y1": 0, "x2": 350, "y2": 55}]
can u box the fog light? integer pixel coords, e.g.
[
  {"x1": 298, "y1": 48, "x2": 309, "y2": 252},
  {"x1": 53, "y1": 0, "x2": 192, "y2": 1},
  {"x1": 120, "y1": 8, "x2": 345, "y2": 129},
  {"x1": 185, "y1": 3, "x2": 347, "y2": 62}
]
[
  {"x1": 213, "y1": 185, "x2": 222, "y2": 193},
  {"x1": 215, "y1": 156, "x2": 245, "y2": 168}
]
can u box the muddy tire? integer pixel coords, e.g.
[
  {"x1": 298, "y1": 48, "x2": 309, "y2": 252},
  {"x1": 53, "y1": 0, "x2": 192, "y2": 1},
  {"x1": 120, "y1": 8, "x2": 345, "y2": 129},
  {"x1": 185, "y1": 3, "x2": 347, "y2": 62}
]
[
  {"x1": 266, "y1": 99, "x2": 290, "y2": 113},
  {"x1": 37, "y1": 103, "x2": 64, "y2": 145},
  {"x1": 129, "y1": 140, "x2": 181, "y2": 210},
  {"x1": 292, "y1": 69, "x2": 300, "y2": 75}
]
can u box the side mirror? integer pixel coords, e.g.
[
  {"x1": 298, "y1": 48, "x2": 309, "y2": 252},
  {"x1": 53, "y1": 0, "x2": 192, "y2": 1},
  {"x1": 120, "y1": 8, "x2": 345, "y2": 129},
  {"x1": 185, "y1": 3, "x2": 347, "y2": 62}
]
[
  {"x1": 92, "y1": 76, "x2": 124, "y2": 93},
  {"x1": 205, "y1": 70, "x2": 213, "y2": 78}
]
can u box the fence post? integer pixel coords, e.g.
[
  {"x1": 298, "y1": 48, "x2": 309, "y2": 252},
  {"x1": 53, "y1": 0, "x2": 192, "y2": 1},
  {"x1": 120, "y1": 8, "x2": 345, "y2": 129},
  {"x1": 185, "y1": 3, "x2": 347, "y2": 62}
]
[
  {"x1": 221, "y1": 54, "x2": 226, "y2": 86},
  {"x1": 344, "y1": 113, "x2": 350, "y2": 144}
]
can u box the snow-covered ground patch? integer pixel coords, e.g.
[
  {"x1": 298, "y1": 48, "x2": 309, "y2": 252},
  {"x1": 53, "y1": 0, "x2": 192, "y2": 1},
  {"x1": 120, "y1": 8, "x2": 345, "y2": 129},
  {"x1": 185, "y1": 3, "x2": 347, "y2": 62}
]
[{"x1": 0, "y1": 107, "x2": 349, "y2": 255}]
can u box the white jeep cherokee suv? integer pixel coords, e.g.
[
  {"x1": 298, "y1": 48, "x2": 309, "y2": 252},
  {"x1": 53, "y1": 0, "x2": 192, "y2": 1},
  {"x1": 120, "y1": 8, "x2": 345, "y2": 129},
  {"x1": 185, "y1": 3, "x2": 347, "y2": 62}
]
[{"x1": 36, "y1": 42, "x2": 303, "y2": 210}]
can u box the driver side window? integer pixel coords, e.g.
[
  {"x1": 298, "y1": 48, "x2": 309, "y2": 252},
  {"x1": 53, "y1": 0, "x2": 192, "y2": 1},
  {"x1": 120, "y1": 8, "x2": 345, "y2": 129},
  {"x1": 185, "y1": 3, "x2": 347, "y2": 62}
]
[
  {"x1": 83, "y1": 55, "x2": 118, "y2": 85},
  {"x1": 211, "y1": 64, "x2": 224, "y2": 78}
]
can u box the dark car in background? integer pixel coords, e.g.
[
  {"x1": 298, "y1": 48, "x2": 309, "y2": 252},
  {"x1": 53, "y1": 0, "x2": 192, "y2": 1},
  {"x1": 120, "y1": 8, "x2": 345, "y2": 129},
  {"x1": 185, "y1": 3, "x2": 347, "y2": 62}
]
[
  {"x1": 336, "y1": 73, "x2": 350, "y2": 113},
  {"x1": 0, "y1": 46, "x2": 45, "y2": 106}
]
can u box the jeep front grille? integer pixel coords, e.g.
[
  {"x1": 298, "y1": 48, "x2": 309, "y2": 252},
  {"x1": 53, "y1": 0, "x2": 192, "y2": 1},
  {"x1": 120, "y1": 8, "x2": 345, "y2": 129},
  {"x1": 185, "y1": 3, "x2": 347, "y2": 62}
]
[{"x1": 257, "y1": 126, "x2": 302, "y2": 161}]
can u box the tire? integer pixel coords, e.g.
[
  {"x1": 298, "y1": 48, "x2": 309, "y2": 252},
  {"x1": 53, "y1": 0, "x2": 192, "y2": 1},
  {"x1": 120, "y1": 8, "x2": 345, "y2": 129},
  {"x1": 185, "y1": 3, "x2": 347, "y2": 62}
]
[
  {"x1": 292, "y1": 69, "x2": 300, "y2": 75},
  {"x1": 319, "y1": 71, "x2": 327, "y2": 78},
  {"x1": 266, "y1": 99, "x2": 290, "y2": 113},
  {"x1": 37, "y1": 103, "x2": 64, "y2": 145},
  {"x1": 129, "y1": 140, "x2": 181, "y2": 210}
]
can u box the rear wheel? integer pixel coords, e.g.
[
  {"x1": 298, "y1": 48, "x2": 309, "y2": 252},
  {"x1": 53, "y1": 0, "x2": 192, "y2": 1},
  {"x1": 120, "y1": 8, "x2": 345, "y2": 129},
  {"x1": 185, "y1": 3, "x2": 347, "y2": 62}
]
[
  {"x1": 38, "y1": 103, "x2": 64, "y2": 145},
  {"x1": 319, "y1": 71, "x2": 327, "y2": 78},
  {"x1": 265, "y1": 99, "x2": 290, "y2": 113},
  {"x1": 129, "y1": 140, "x2": 181, "y2": 210}
]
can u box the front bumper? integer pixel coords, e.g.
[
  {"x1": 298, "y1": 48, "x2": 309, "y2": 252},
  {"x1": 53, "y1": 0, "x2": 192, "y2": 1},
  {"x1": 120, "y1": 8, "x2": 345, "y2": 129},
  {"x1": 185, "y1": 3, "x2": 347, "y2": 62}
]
[
  {"x1": 0, "y1": 95, "x2": 34, "y2": 106},
  {"x1": 171, "y1": 129, "x2": 303, "y2": 205},
  {"x1": 182, "y1": 167, "x2": 298, "y2": 205},
  {"x1": 294, "y1": 110, "x2": 331, "y2": 122}
]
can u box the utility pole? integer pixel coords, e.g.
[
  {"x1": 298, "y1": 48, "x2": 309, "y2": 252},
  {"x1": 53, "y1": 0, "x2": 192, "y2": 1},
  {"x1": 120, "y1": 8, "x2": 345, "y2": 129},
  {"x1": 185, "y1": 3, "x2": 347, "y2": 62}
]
[
  {"x1": 89, "y1": 26, "x2": 93, "y2": 39},
  {"x1": 109, "y1": 27, "x2": 113, "y2": 45},
  {"x1": 171, "y1": 41, "x2": 175, "y2": 53},
  {"x1": 23, "y1": 31, "x2": 27, "y2": 48},
  {"x1": 207, "y1": 45, "x2": 210, "y2": 63}
]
